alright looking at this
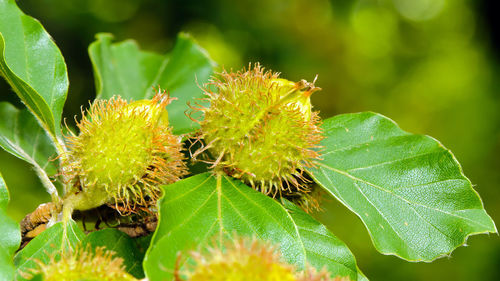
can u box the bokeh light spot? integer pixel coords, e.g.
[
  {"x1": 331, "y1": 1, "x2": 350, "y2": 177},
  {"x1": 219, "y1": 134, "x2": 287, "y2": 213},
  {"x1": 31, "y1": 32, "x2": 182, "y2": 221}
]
[{"x1": 393, "y1": 0, "x2": 446, "y2": 21}]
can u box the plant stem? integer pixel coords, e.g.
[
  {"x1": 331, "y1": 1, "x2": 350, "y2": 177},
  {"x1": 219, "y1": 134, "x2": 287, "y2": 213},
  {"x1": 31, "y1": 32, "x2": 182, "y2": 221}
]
[
  {"x1": 53, "y1": 133, "x2": 72, "y2": 194},
  {"x1": 33, "y1": 164, "x2": 61, "y2": 205}
]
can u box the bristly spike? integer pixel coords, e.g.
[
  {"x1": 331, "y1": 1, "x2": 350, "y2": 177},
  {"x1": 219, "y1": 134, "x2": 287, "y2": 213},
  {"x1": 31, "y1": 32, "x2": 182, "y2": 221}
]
[
  {"x1": 184, "y1": 235, "x2": 352, "y2": 281},
  {"x1": 26, "y1": 245, "x2": 138, "y2": 281},
  {"x1": 62, "y1": 90, "x2": 188, "y2": 215},
  {"x1": 191, "y1": 64, "x2": 323, "y2": 212}
]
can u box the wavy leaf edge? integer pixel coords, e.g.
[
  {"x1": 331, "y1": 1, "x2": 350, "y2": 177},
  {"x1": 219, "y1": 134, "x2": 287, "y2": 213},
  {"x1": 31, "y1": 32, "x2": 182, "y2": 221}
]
[{"x1": 308, "y1": 111, "x2": 497, "y2": 262}]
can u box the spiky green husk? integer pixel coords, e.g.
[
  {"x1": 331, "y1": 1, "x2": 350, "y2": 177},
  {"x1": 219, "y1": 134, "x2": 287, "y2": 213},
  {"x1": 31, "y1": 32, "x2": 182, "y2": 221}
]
[
  {"x1": 30, "y1": 246, "x2": 137, "y2": 281},
  {"x1": 184, "y1": 237, "x2": 350, "y2": 281},
  {"x1": 195, "y1": 64, "x2": 323, "y2": 196},
  {"x1": 187, "y1": 238, "x2": 296, "y2": 281},
  {"x1": 63, "y1": 92, "x2": 187, "y2": 214}
]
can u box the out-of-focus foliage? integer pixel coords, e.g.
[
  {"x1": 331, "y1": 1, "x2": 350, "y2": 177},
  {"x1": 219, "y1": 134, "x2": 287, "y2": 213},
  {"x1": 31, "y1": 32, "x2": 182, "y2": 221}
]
[{"x1": 0, "y1": 0, "x2": 498, "y2": 280}]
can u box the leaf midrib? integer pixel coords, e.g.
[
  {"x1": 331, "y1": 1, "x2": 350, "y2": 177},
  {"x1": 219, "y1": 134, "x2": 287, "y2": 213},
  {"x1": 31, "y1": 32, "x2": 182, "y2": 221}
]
[{"x1": 318, "y1": 163, "x2": 492, "y2": 231}]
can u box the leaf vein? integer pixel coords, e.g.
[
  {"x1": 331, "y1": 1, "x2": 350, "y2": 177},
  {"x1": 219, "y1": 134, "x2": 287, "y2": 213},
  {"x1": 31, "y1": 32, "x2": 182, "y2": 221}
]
[
  {"x1": 320, "y1": 163, "x2": 489, "y2": 228},
  {"x1": 346, "y1": 151, "x2": 441, "y2": 172},
  {"x1": 353, "y1": 181, "x2": 422, "y2": 258}
]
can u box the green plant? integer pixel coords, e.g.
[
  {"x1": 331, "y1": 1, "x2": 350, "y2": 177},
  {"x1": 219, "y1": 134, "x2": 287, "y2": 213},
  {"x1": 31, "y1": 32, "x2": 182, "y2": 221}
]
[{"x1": 0, "y1": 1, "x2": 496, "y2": 280}]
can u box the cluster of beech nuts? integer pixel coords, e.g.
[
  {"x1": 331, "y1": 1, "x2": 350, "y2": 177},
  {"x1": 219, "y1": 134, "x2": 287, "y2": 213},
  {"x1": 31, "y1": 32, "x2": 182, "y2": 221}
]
[
  {"x1": 28, "y1": 64, "x2": 341, "y2": 280},
  {"x1": 61, "y1": 64, "x2": 323, "y2": 217}
]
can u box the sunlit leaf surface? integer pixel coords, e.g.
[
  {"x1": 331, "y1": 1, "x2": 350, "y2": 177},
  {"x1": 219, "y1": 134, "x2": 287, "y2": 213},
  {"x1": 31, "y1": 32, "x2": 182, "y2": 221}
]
[
  {"x1": 0, "y1": 0, "x2": 68, "y2": 137},
  {"x1": 308, "y1": 112, "x2": 496, "y2": 261},
  {"x1": 144, "y1": 172, "x2": 363, "y2": 281}
]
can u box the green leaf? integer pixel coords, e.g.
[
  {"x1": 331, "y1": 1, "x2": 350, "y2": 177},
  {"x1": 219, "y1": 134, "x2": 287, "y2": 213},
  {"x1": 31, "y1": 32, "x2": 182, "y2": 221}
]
[
  {"x1": 285, "y1": 201, "x2": 367, "y2": 281},
  {"x1": 89, "y1": 32, "x2": 215, "y2": 134},
  {"x1": 0, "y1": 172, "x2": 21, "y2": 281},
  {"x1": 89, "y1": 33, "x2": 164, "y2": 102},
  {"x1": 308, "y1": 112, "x2": 497, "y2": 261},
  {"x1": 0, "y1": 102, "x2": 58, "y2": 176},
  {"x1": 14, "y1": 220, "x2": 84, "y2": 280},
  {"x1": 82, "y1": 228, "x2": 148, "y2": 279},
  {"x1": 0, "y1": 0, "x2": 69, "y2": 137},
  {"x1": 27, "y1": 274, "x2": 43, "y2": 281},
  {"x1": 143, "y1": 172, "x2": 363, "y2": 281},
  {"x1": 0, "y1": 102, "x2": 59, "y2": 198}
]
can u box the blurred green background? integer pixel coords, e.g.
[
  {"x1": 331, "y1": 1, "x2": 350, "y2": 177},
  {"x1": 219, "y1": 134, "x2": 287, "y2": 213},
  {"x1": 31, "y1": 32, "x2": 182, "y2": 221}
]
[{"x1": 1, "y1": 0, "x2": 499, "y2": 280}]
